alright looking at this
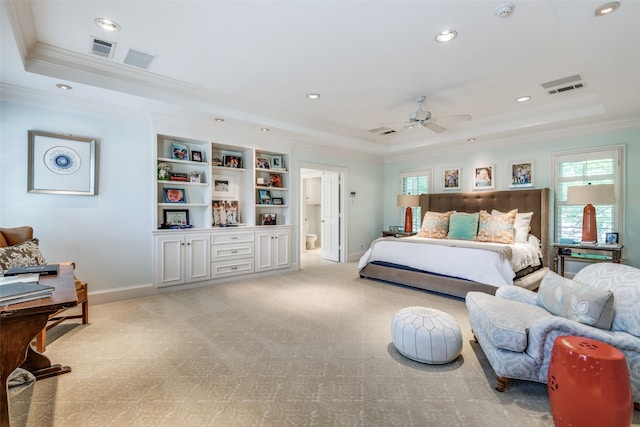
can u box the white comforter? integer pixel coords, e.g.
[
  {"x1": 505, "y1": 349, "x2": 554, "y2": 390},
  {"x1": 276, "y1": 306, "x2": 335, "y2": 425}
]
[{"x1": 358, "y1": 235, "x2": 542, "y2": 287}]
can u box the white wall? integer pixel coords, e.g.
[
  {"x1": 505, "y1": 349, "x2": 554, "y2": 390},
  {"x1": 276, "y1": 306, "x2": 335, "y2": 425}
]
[
  {"x1": 0, "y1": 100, "x2": 153, "y2": 297},
  {"x1": 383, "y1": 127, "x2": 640, "y2": 268}
]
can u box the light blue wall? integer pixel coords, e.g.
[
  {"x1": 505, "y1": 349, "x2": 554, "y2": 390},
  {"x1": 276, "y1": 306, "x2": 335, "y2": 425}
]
[
  {"x1": 383, "y1": 128, "x2": 640, "y2": 268},
  {"x1": 0, "y1": 100, "x2": 153, "y2": 292}
]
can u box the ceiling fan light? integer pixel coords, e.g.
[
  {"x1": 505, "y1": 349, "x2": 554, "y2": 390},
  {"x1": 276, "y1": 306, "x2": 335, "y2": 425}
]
[{"x1": 435, "y1": 30, "x2": 457, "y2": 43}]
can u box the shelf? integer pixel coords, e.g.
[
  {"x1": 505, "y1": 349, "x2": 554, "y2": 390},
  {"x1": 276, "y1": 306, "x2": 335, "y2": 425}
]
[
  {"x1": 255, "y1": 186, "x2": 288, "y2": 191},
  {"x1": 256, "y1": 205, "x2": 288, "y2": 208},
  {"x1": 158, "y1": 157, "x2": 208, "y2": 166},
  {"x1": 255, "y1": 168, "x2": 288, "y2": 174},
  {"x1": 158, "y1": 203, "x2": 210, "y2": 207},
  {"x1": 212, "y1": 165, "x2": 246, "y2": 172},
  {"x1": 157, "y1": 180, "x2": 207, "y2": 187}
]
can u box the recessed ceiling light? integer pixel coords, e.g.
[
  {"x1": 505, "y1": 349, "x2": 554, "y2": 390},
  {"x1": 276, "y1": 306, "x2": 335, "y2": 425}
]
[
  {"x1": 467, "y1": 138, "x2": 477, "y2": 142},
  {"x1": 306, "y1": 93, "x2": 320, "y2": 100},
  {"x1": 495, "y1": 4, "x2": 515, "y2": 18},
  {"x1": 260, "y1": 128, "x2": 270, "y2": 132},
  {"x1": 56, "y1": 83, "x2": 72, "y2": 90},
  {"x1": 214, "y1": 118, "x2": 225, "y2": 122},
  {"x1": 94, "y1": 18, "x2": 121, "y2": 32},
  {"x1": 515, "y1": 96, "x2": 531, "y2": 102},
  {"x1": 595, "y1": 2, "x2": 620, "y2": 16},
  {"x1": 435, "y1": 30, "x2": 457, "y2": 43}
]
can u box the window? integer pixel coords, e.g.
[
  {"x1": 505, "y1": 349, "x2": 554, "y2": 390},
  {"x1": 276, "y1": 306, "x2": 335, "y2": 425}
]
[
  {"x1": 400, "y1": 170, "x2": 431, "y2": 231},
  {"x1": 554, "y1": 146, "x2": 624, "y2": 244}
]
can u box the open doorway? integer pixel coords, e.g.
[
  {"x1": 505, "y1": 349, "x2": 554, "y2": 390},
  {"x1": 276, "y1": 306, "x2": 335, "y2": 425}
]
[{"x1": 299, "y1": 163, "x2": 346, "y2": 267}]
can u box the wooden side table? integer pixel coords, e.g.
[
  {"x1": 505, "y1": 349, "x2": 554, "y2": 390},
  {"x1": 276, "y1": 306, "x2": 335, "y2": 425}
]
[
  {"x1": 552, "y1": 242, "x2": 622, "y2": 276},
  {"x1": 382, "y1": 231, "x2": 417, "y2": 238}
]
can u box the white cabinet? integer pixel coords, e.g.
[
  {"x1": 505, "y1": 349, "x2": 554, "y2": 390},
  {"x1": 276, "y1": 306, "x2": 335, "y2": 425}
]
[
  {"x1": 305, "y1": 176, "x2": 321, "y2": 204},
  {"x1": 211, "y1": 231, "x2": 255, "y2": 278},
  {"x1": 255, "y1": 227, "x2": 291, "y2": 272},
  {"x1": 155, "y1": 233, "x2": 210, "y2": 287}
]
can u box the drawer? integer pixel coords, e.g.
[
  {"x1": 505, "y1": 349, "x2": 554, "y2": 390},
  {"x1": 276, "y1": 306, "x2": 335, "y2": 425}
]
[
  {"x1": 212, "y1": 243, "x2": 254, "y2": 261},
  {"x1": 212, "y1": 259, "x2": 254, "y2": 277},
  {"x1": 212, "y1": 231, "x2": 254, "y2": 245}
]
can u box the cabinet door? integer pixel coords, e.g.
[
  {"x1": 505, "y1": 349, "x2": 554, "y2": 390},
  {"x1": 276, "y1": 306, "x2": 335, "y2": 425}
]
[
  {"x1": 156, "y1": 234, "x2": 185, "y2": 287},
  {"x1": 273, "y1": 229, "x2": 290, "y2": 269},
  {"x1": 255, "y1": 230, "x2": 274, "y2": 271},
  {"x1": 185, "y1": 233, "x2": 210, "y2": 283}
]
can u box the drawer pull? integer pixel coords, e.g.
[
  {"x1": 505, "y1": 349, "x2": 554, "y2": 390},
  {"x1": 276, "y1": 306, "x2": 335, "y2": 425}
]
[
  {"x1": 231, "y1": 266, "x2": 238, "y2": 270},
  {"x1": 231, "y1": 237, "x2": 238, "y2": 240},
  {"x1": 231, "y1": 250, "x2": 238, "y2": 254}
]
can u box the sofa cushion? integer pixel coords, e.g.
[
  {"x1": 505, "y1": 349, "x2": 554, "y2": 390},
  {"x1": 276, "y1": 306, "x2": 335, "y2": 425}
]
[
  {"x1": 0, "y1": 239, "x2": 48, "y2": 273},
  {"x1": 537, "y1": 271, "x2": 615, "y2": 330},
  {"x1": 466, "y1": 291, "x2": 553, "y2": 352}
]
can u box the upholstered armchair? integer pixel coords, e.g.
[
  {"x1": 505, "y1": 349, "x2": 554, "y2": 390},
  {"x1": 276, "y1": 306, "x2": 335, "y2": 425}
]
[
  {"x1": 0, "y1": 226, "x2": 88, "y2": 352},
  {"x1": 466, "y1": 263, "x2": 640, "y2": 409}
]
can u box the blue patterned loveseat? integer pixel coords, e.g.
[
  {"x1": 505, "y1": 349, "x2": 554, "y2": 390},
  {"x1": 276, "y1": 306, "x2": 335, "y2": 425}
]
[{"x1": 466, "y1": 262, "x2": 640, "y2": 409}]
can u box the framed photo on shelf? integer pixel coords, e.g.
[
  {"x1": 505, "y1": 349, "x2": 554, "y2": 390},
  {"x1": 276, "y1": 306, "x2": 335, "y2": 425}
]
[
  {"x1": 272, "y1": 197, "x2": 283, "y2": 205},
  {"x1": 256, "y1": 157, "x2": 271, "y2": 169},
  {"x1": 269, "y1": 173, "x2": 282, "y2": 187},
  {"x1": 190, "y1": 150, "x2": 203, "y2": 162},
  {"x1": 258, "y1": 189, "x2": 272, "y2": 204},
  {"x1": 171, "y1": 143, "x2": 189, "y2": 161},
  {"x1": 27, "y1": 130, "x2": 97, "y2": 195},
  {"x1": 163, "y1": 188, "x2": 186, "y2": 203},
  {"x1": 212, "y1": 174, "x2": 236, "y2": 198},
  {"x1": 190, "y1": 172, "x2": 201, "y2": 183},
  {"x1": 473, "y1": 165, "x2": 495, "y2": 190},
  {"x1": 163, "y1": 209, "x2": 189, "y2": 226},
  {"x1": 158, "y1": 163, "x2": 171, "y2": 181},
  {"x1": 211, "y1": 156, "x2": 223, "y2": 167},
  {"x1": 212, "y1": 200, "x2": 240, "y2": 226},
  {"x1": 223, "y1": 155, "x2": 241, "y2": 168},
  {"x1": 271, "y1": 155, "x2": 284, "y2": 170},
  {"x1": 261, "y1": 213, "x2": 277, "y2": 225},
  {"x1": 443, "y1": 167, "x2": 461, "y2": 191},
  {"x1": 509, "y1": 160, "x2": 534, "y2": 188},
  {"x1": 605, "y1": 232, "x2": 619, "y2": 245}
]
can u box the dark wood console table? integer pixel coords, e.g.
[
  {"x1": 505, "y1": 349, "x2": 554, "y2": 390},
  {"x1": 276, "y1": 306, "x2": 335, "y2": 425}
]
[{"x1": 0, "y1": 265, "x2": 77, "y2": 427}]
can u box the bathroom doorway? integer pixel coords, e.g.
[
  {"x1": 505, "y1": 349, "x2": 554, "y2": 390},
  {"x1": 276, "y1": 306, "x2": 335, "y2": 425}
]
[{"x1": 299, "y1": 163, "x2": 346, "y2": 266}]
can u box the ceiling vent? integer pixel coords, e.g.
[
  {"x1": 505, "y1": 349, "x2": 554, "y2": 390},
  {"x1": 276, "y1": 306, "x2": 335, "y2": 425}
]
[
  {"x1": 90, "y1": 37, "x2": 116, "y2": 59},
  {"x1": 541, "y1": 74, "x2": 586, "y2": 95},
  {"x1": 368, "y1": 126, "x2": 396, "y2": 135},
  {"x1": 123, "y1": 49, "x2": 156, "y2": 69}
]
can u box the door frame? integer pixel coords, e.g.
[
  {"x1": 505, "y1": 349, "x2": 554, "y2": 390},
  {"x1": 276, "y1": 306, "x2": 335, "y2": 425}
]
[{"x1": 299, "y1": 162, "x2": 347, "y2": 263}]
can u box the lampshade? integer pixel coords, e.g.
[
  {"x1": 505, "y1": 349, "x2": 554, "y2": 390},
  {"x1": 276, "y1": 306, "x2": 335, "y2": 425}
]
[
  {"x1": 397, "y1": 194, "x2": 420, "y2": 208},
  {"x1": 567, "y1": 184, "x2": 615, "y2": 205}
]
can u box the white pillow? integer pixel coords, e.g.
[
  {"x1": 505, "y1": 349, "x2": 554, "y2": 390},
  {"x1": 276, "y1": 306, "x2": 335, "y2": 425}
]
[{"x1": 492, "y1": 210, "x2": 533, "y2": 243}]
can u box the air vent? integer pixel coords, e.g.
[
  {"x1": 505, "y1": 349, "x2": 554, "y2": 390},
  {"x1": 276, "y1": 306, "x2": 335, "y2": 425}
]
[
  {"x1": 123, "y1": 49, "x2": 156, "y2": 69},
  {"x1": 368, "y1": 126, "x2": 397, "y2": 135},
  {"x1": 90, "y1": 37, "x2": 116, "y2": 59},
  {"x1": 541, "y1": 74, "x2": 586, "y2": 95},
  {"x1": 380, "y1": 129, "x2": 396, "y2": 135}
]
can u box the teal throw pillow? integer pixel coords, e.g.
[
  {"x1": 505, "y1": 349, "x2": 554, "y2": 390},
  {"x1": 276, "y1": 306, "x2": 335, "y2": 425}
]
[{"x1": 447, "y1": 212, "x2": 479, "y2": 241}]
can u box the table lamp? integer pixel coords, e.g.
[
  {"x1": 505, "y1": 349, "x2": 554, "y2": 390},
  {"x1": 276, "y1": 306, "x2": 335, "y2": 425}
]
[
  {"x1": 566, "y1": 184, "x2": 614, "y2": 244},
  {"x1": 397, "y1": 194, "x2": 421, "y2": 233}
]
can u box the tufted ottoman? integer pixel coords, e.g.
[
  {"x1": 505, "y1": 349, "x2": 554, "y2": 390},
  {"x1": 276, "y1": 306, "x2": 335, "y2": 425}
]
[{"x1": 391, "y1": 306, "x2": 463, "y2": 364}]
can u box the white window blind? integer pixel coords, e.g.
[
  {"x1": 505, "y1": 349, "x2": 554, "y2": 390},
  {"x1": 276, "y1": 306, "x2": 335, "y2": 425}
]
[
  {"x1": 400, "y1": 170, "x2": 430, "y2": 231},
  {"x1": 554, "y1": 146, "x2": 624, "y2": 244}
]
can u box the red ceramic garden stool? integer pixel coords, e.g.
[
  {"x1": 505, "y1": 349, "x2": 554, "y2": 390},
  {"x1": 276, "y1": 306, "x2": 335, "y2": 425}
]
[{"x1": 547, "y1": 336, "x2": 633, "y2": 427}]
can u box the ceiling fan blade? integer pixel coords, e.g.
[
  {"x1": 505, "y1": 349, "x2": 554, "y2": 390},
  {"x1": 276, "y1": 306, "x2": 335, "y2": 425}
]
[
  {"x1": 433, "y1": 114, "x2": 472, "y2": 123},
  {"x1": 379, "y1": 121, "x2": 412, "y2": 125},
  {"x1": 425, "y1": 122, "x2": 447, "y2": 133}
]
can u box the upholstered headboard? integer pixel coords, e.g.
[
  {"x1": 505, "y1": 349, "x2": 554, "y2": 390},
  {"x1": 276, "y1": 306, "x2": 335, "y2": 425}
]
[{"x1": 418, "y1": 188, "x2": 550, "y2": 265}]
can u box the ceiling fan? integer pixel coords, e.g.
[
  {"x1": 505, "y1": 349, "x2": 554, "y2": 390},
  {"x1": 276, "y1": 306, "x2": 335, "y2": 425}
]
[{"x1": 384, "y1": 95, "x2": 471, "y2": 133}]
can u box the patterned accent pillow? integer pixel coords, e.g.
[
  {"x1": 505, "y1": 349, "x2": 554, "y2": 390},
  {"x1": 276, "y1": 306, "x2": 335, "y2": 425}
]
[
  {"x1": 537, "y1": 270, "x2": 615, "y2": 330},
  {"x1": 0, "y1": 239, "x2": 48, "y2": 273},
  {"x1": 416, "y1": 211, "x2": 453, "y2": 239},
  {"x1": 477, "y1": 209, "x2": 517, "y2": 244},
  {"x1": 447, "y1": 212, "x2": 479, "y2": 241},
  {"x1": 492, "y1": 209, "x2": 533, "y2": 242}
]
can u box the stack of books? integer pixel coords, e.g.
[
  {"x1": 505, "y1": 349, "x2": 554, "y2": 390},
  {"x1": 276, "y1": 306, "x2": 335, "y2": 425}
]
[{"x1": 0, "y1": 274, "x2": 55, "y2": 306}]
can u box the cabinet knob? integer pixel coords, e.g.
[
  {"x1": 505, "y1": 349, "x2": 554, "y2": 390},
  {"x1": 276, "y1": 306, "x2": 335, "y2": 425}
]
[
  {"x1": 231, "y1": 250, "x2": 238, "y2": 254},
  {"x1": 231, "y1": 237, "x2": 238, "y2": 240}
]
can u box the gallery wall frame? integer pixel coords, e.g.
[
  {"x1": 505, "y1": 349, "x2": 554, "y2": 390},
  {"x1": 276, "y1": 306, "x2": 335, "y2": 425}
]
[
  {"x1": 473, "y1": 164, "x2": 495, "y2": 190},
  {"x1": 442, "y1": 166, "x2": 462, "y2": 191},
  {"x1": 28, "y1": 130, "x2": 97, "y2": 195},
  {"x1": 509, "y1": 160, "x2": 534, "y2": 188}
]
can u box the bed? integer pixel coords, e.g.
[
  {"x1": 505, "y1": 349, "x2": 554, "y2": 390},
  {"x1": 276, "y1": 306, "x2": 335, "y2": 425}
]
[{"x1": 359, "y1": 188, "x2": 550, "y2": 298}]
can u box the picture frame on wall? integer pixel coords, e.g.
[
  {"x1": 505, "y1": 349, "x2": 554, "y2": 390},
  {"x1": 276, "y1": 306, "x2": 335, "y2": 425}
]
[
  {"x1": 442, "y1": 167, "x2": 461, "y2": 191},
  {"x1": 163, "y1": 188, "x2": 186, "y2": 203},
  {"x1": 473, "y1": 165, "x2": 495, "y2": 190},
  {"x1": 212, "y1": 174, "x2": 236, "y2": 198},
  {"x1": 509, "y1": 160, "x2": 534, "y2": 188},
  {"x1": 27, "y1": 130, "x2": 97, "y2": 195}
]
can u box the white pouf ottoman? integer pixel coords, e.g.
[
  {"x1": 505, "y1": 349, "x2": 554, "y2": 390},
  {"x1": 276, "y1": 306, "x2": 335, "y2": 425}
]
[{"x1": 391, "y1": 306, "x2": 463, "y2": 364}]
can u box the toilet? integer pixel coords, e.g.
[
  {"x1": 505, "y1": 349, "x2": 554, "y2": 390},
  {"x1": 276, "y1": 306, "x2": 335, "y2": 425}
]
[{"x1": 305, "y1": 234, "x2": 317, "y2": 250}]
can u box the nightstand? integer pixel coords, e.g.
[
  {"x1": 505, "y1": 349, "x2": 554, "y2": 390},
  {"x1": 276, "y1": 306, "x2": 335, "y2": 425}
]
[
  {"x1": 382, "y1": 231, "x2": 417, "y2": 238},
  {"x1": 552, "y1": 242, "x2": 623, "y2": 276}
]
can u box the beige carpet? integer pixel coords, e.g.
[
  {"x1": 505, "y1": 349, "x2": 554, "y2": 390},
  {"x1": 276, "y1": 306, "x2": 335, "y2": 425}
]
[{"x1": 10, "y1": 260, "x2": 640, "y2": 426}]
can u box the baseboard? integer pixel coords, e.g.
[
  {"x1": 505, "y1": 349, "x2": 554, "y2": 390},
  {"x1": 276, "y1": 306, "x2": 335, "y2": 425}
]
[
  {"x1": 348, "y1": 251, "x2": 365, "y2": 262},
  {"x1": 88, "y1": 282, "x2": 156, "y2": 305}
]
